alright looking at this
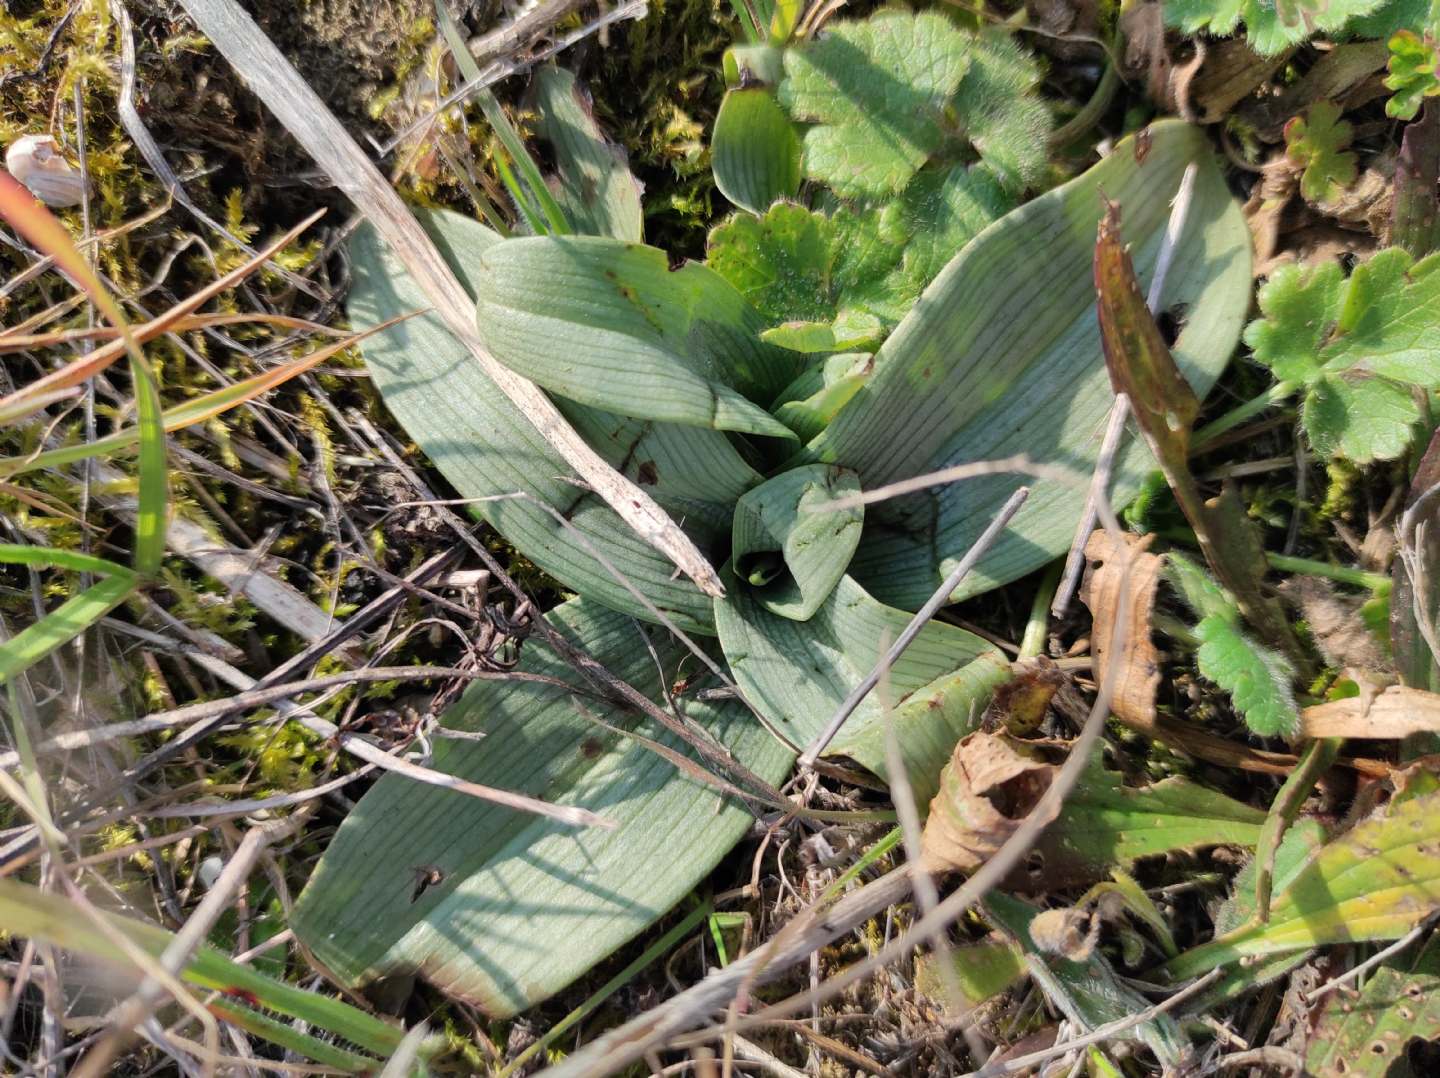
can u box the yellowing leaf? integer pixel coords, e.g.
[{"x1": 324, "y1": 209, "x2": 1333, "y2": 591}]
[{"x1": 1165, "y1": 789, "x2": 1440, "y2": 980}]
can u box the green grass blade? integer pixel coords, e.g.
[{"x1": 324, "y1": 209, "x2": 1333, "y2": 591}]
[
  {"x1": 130, "y1": 352, "x2": 169, "y2": 578},
  {"x1": 0, "y1": 574, "x2": 135, "y2": 686},
  {"x1": 208, "y1": 1000, "x2": 382, "y2": 1072},
  {"x1": 434, "y1": 0, "x2": 570, "y2": 236},
  {"x1": 0, "y1": 875, "x2": 418, "y2": 1060},
  {"x1": 0, "y1": 544, "x2": 136, "y2": 580}
]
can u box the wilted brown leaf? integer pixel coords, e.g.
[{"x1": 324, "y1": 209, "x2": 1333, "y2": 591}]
[
  {"x1": 1080, "y1": 530, "x2": 1163, "y2": 726},
  {"x1": 1301, "y1": 686, "x2": 1440, "y2": 739},
  {"x1": 983, "y1": 656, "x2": 1067, "y2": 735},
  {"x1": 922, "y1": 732, "x2": 1057, "y2": 874}
]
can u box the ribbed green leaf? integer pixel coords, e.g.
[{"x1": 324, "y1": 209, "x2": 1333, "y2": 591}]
[
  {"x1": 1165, "y1": 789, "x2": 1440, "y2": 980},
  {"x1": 810, "y1": 120, "x2": 1251, "y2": 610},
  {"x1": 730, "y1": 464, "x2": 863, "y2": 620},
  {"x1": 472, "y1": 236, "x2": 801, "y2": 437},
  {"x1": 534, "y1": 65, "x2": 644, "y2": 242},
  {"x1": 712, "y1": 88, "x2": 802, "y2": 215},
  {"x1": 716, "y1": 570, "x2": 996, "y2": 753},
  {"x1": 349, "y1": 209, "x2": 754, "y2": 633},
  {"x1": 292, "y1": 598, "x2": 792, "y2": 1017},
  {"x1": 839, "y1": 651, "x2": 1011, "y2": 807}
]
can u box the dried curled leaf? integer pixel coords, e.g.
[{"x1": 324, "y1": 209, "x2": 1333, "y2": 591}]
[
  {"x1": 4, "y1": 135, "x2": 87, "y2": 208},
  {"x1": 922, "y1": 731, "x2": 1057, "y2": 874},
  {"x1": 1080, "y1": 530, "x2": 1163, "y2": 727},
  {"x1": 982, "y1": 656, "x2": 1066, "y2": 735},
  {"x1": 1028, "y1": 906, "x2": 1101, "y2": 962},
  {"x1": 1301, "y1": 685, "x2": 1440, "y2": 739}
]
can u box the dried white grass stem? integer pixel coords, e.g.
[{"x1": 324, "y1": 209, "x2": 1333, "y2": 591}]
[
  {"x1": 179, "y1": 0, "x2": 724, "y2": 599},
  {"x1": 798, "y1": 487, "x2": 1030, "y2": 766}
]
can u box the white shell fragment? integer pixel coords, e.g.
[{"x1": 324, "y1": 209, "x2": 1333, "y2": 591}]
[{"x1": 4, "y1": 134, "x2": 88, "y2": 208}]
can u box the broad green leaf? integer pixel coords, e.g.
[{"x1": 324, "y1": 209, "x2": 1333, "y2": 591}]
[
  {"x1": 985, "y1": 892, "x2": 1191, "y2": 1069},
  {"x1": 1195, "y1": 614, "x2": 1300, "y2": 737},
  {"x1": 837, "y1": 651, "x2": 1012, "y2": 808},
  {"x1": 533, "y1": 65, "x2": 643, "y2": 242},
  {"x1": 1386, "y1": 29, "x2": 1440, "y2": 120},
  {"x1": 711, "y1": 88, "x2": 802, "y2": 215},
  {"x1": 1032, "y1": 755, "x2": 1266, "y2": 885},
  {"x1": 1244, "y1": 248, "x2": 1440, "y2": 460},
  {"x1": 1306, "y1": 933, "x2": 1440, "y2": 1077},
  {"x1": 810, "y1": 120, "x2": 1251, "y2": 610},
  {"x1": 472, "y1": 236, "x2": 800, "y2": 437},
  {"x1": 1303, "y1": 371, "x2": 1421, "y2": 462},
  {"x1": 1285, "y1": 101, "x2": 1359, "y2": 202},
  {"x1": 1164, "y1": 0, "x2": 1387, "y2": 56},
  {"x1": 778, "y1": 11, "x2": 974, "y2": 198},
  {"x1": 1165, "y1": 789, "x2": 1440, "y2": 980},
  {"x1": 716, "y1": 570, "x2": 997, "y2": 759},
  {"x1": 950, "y1": 32, "x2": 1052, "y2": 192},
  {"x1": 347, "y1": 208, "x2": 736, "y2": 634},
  {"x1": 730, "y1": 464, "x2": 864, "y2": 620},
  {"x1": 1184, "y1": 819, "x2": 1328, "y2": 1005},
  {"x1": 0, "y1": 875, "x2": 414, "y2": 1067},
  {"x1": 1349, "y1": 0, "x2": 1438, "y2": 39},
  {"x1": 706, "y1": 202, "x2": 837, "y2": 324},
  {"x1": 292, "y1": 598, "x2": 792, "y2": 1017}
]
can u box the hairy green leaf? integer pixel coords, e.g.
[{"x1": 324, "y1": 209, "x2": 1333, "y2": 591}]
[
  {"x1": 986, "y1": 892, "x2": 1191, "y2": 1068},
  {"x1": 1386, "y1": 29, "x2": 1440, "y2": 120},
  {"x1": 778, "y1": 11, "x2": 974, "y2": 197},
  {"x1": 1164, "y1": 0, "x2": 1388, "y2": 56},
  {"x1": 1244, "y1": 248, "x2": 1440, "y2": 461},
  {"x1": 1285, "y1": 101, "x2": 1359, "y2": 202},
  {"x1": 1195, "y1": 614, "x2": 1300, "y2": 737},
  {"x1": 949, "y1": 32, "x2": 1052, "y2": 191},
  {"x1": 1165, "y1": 789, "x2": 1440, "y2": 980},
  {"x1": 293, "y1": 598, "x2": 793, "y2": 1016}
]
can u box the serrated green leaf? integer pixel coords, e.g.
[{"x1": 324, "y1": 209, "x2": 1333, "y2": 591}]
[
  {"x1": 348, "y1": 209, "x2": 739, "y2": 634},
  {"x1": 1033, "y1": 755, "x2": 1266, "y2": 885},
  {"x1": 707, "y1": 202, "x2": 836, "y2": 325},
  {"x1": 808, "y1": 120, "x2": 1250, "y2": 610},
  {"x1": 1304, "y1": 371, "x2": 1421, "y2": 462},
  {"x1": 1165, "y1": 0, "x2": 1388, "y2": 56},
  {"x1": 1285, "y1": 101, "x2": 1359, "y2": 202},
  {"x1": 1164, "y1": 551, "x2": 1238, "y2": 621},
  {"x1": 730, "y1": 464, "x2": 863, "y2": 620},
  {"x1": 716, "y1": 570, "x2": 996, "y2": 760},
  {"x1": 892, "y1": 163, "x2": 1014, "y2": 297},
  {"x1": 1386, "y1": 29, "x2": 1440, "y2": 120},
  {"x1": 711, "y1": 88, "x2": 802, "y2": 215},
  {"x1": 778, "y1": 11, "x2": 974, "y2": 198},
  {"x1": 1165, "y1": 789, "x2": 1440, "y2": 980},
  {"x1": 1347, "y1": 0, "x2": 1437, "y2": 39},
  {"x1": 1244, "y1": 260, "x2": 1347, "y2": 383},
  {"x1": 293, "y1": 598, "x2": 793, "y2": 1017},
  {"x1": 1306, "y1": 933, "x2": 1440, "y2": 1077},
  {"x1": 950, "y1": 32, "x2": 1052, "y2": 191},
  {"x1": 1195, "y1": 614, "x2": 1300, "y2": 737},
  {"x1": 534, "y1": 66, "x2": 644, "y2": 242},
  {"x1": 471, "y1": 236, "x2": 799, "y2": 437},
  {"x1": 1243, "y1": 247, "x2": 1440, "y2": 460}
]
